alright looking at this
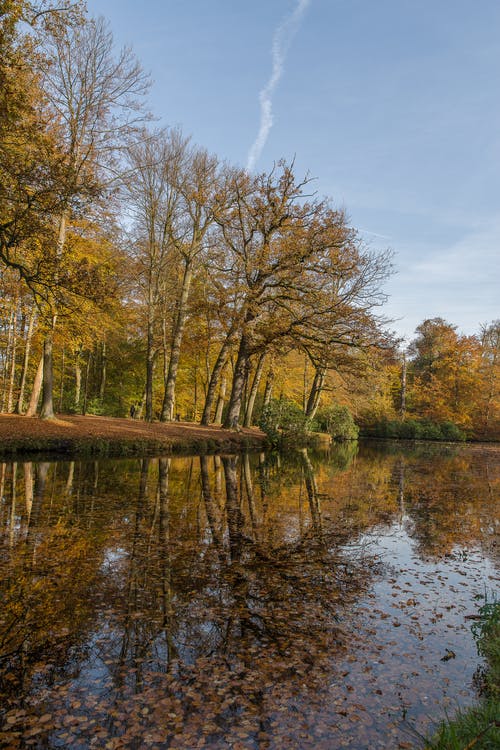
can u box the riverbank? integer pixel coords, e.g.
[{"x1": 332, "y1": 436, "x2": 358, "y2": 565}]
[
  {"x1": 427, "y1": 598, "x2": 499, "y2": 749},
  {"x1": 0, "y1": 414, "x2": 266, "y2": 457}
]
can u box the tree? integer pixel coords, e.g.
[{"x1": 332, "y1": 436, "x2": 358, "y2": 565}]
[
  {"x1": 0, "y1": 1, "x2": 69, "y2": 290},
  {"x1": 159, "y1": 145, "x2": 221, "y2": 421},
  {"x1": 212, "y1": 162, "x2": 393, "y2": 428},
  {"x1": 408, "y1": 318, "x2": 482, "y2": 430},
  {"x1": 125, "y1": 128, "x2": 189, "y2": 421},
  {"x1": 33, "y1": 7, "x2": 149, "y2": 417},
  {"x1": 476, "y1": 320, "x2": 500, "y2": 437}
]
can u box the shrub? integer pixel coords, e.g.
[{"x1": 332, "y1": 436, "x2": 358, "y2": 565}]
[
  {"x1": 315, "y1": 404, "x2": 359, "y2": 441},
  {"x1": 364, "y1": 418, "x2": 466, "y2": 442},
  {"x1": 258, "y1": 398, "x2": 311, "y2": 447}
]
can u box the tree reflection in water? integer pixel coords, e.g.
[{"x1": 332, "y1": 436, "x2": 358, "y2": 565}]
[{"x1": 0, "y1": 443, "x2": 498, "y2": 748}]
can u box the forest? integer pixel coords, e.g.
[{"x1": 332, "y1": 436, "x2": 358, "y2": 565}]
[{"x1": 1, "y1": 0, "x2": 499, "y2": 441}]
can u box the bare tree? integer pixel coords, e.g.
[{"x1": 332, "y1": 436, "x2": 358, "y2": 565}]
[{"x1": 125, "y1": 129, "x2": 188, "y2": 421}]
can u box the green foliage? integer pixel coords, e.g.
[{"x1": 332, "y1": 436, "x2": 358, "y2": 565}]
[
  {"x1": 315, "y1": 404, "x2": 359, "y2": 441},
  {"x1": 258, "y1": 398, "x2": 312, "y2": 447},
  {"x1": 364, "y1": 418, "x2": 466, "y2": 442},
  {"x1": 472, "y1": 597, "x2": 500, "y2": 698},
  {"x1": 427, "y1": 596, "x2": 500, "y2": 750}
]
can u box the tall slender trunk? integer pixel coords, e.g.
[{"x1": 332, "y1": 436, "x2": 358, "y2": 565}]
[
  {"x1": 99, "y1": 340, "x2": 107, "y2": 400},
  {"x1": 200, "y1": 329, "x2": 236, "y2": 425},
  {"x1": 192, "y1": 358, "x2": 198, "y2": 421},
  {"x1": 161, "y1": 258, "x2": 193, "y2": 421},
  {"x1": 145, "y1": 311, "x2": 155, "y2": 422},
  {"x1": 58, "y1": 345, "x2": 66, "y2": 412},
  {"x1": 6, "y1": 300, "x2": 19, "y2": 412},
  {"x1": 214, "y1": 376, "x2": 227, "y2": 424},
  {"x1": 74, "y1": 351, "x2": 82, "y2": 411},
  {"x1": 25, "y1": 355, "x2": 43, "y2": 417},
  {"x1": 40, "y1": 318, "x2": 57, "y2": 419},
  {"x1": 135, "y1": 389, "x2": 147, "y2": 420},
  {"x1": 82, "y1": 351, "x2": 91, "y2": 415},
  {"x1": 400, "y1": 353, "x2": 407, "y2": 418},
  {"x1": 2, "y1": 305, "x2": 15, "y2": 411},
  {"x1": 305, "y1": 366, "x2": 326, "y2": 419},
  {"x1": 302, "y1": 355, "x2": 309, "y2": 412},
  {"x1": 262, "y1": 361, "x2": 275, "y2": 408},
  {"x1": 39, "y1": 211, "x2": 68, "y2": 418},
  {"x1": 244, "y1": 352, "x2": 266, "y2": 427},
  {"x1": 223, "y1": 334, "x2": 250, "y2": 429},
  {"x1": 15, "y1": 307, "x2": 36, "y2": 414}
]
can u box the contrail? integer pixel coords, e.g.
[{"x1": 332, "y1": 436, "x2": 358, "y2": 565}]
[{"x1": 246, "y1": 0, "x2": 311, "y2": 172}]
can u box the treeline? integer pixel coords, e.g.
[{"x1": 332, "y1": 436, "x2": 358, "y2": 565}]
[{"x1": 0, "y1": 2, "x2": 498, "y2": 440}]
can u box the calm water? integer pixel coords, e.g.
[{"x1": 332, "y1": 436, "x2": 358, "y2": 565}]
[{"x1": 0, "y1": 441, "x2": 498, "y2": 749}]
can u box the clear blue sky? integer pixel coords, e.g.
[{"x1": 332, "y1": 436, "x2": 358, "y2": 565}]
[{"x1": 88, "y1": 0, "x2": 499, "y2": 341}]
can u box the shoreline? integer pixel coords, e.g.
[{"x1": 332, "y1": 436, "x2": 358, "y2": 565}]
[{"x1": 0, "y1": 414, "x2": 267, "y2": 458}]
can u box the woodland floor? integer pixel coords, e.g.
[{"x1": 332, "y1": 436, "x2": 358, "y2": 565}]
[{"x1": 0, "y1": 414, "x2": 266, "y2": 457}]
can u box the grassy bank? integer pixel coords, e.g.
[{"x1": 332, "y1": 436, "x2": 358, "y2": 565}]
[
  {"x1": 0, "y1": 414, "x2": 266, "y2": 458},
  {"x1": 425, "y1": 597, "x2": 500, "y2": 750}
]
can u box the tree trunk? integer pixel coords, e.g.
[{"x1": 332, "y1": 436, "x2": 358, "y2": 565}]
[
  {"x1": 6, "y1": 301, "x2": 19, "y2": 412},
  {"x1": 99, "y1": 340, "x2": 107, "y2": 400},
  {"x1": 15, "y1": 307, "x2": 36, "y2": 414},
  {"x1": 145, "y1": 312, "x2": 155, "y2": 421},
  {"x1": 262, "y1": 362, "x2": 275, "y2": 408},
  {"x1": 135, "y1": 389, "x2": 146, "y2": 420},
  {"x1": 39, "y1": 210, "x2": 67, "y2": 418},
  {"x1": 305, "y1": 366, "x2": 326, "y2": 419},
  {"x1": 223, "y1": 334, "x2": 250, "y2": 429},
  {"x1": 200, "y1": 330, "x2": 235, "y2": 425},
  {"x1": 82, "y1": 351, "x2": 92, "y2": 415},
  {"x1": 25, "y1": 355, "x2": 43, "y2": 417},
  {"x1": 2, "y1": 305, "x2": 15, "y2": 411},
  {"x1": 244, "y1": 352, "x2": 266, "y2": 427},
  {"x1": 40, "y1": 322, "x2": 56, "y2": 419},
  {"x1": 214, "y1": 376, "x2": 227, "y2": 424},
  {"x1": 74, "y1": 349, "x2": 82, "y2": 412},
  {"x1": 161, "y1": 259, "x2": 193, "y2": 421},
  {"x1": 58, "y1": 345, "x2": 66, "y2": 412},
  {"x1": 400, "y1": 353, "x2": 407, "y2": 418},
  {"x1": 192, "y1": 358, "x2": 199, "y2": 421}
]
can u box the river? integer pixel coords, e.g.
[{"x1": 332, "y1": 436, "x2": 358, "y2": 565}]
[{"x1": 0, "y1": 441, "x2": 498, "y2": 749}]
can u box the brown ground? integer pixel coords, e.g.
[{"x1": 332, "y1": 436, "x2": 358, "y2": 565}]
[{"x1": 0, "y1": 414, "x2": 266, "y2": 457}]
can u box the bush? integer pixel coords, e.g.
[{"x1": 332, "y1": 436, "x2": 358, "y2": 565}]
[
  {"x1": 364, "y1": 418, "x2": 466, "y2": 442},
  {"x1": 315, "y1": 404, "x2": 359, "y2": 441},
  {"x1": 258, "y1": 398, "x2": 311, "y2": 447}
]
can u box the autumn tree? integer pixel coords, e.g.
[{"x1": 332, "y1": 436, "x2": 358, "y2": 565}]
[
  {"x1": 159, "y1": 146, "x2": 221, "y2": 422},
  {"x1": 408, "y1": 318, "x2": 483, "y2": 430},
  {"x1": 0, "y1": 1, "x2": 70, "y2": 288},
  {"x1": 476, "y1": 320, "x2": 500, "y2": 437},
  {"x1": 30, "y1": 6, "x2": 149, "y2": 418},
  {"x1": 209, "y1": 162, "x2": 393, "y2": 428},
  {"x1": 125, "y1": 128, "x2": 189, "y2": 421}
]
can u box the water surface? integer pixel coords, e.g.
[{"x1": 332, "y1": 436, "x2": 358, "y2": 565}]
[{"x1": 0, "y1": 441, "x2": 498, "y2": 748}]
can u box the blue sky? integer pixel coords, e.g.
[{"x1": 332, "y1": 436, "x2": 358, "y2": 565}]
[{"x1": 87, "y1": 0, "x2": 499, "y2": 341}]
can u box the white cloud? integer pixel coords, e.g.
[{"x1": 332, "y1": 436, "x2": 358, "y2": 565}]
[{"x1": 246, "y1": 0, "x2": 311, "y2": 172}]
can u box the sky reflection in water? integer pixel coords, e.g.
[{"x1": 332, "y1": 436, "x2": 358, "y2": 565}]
[{"x1": 0, "y1": 442, "x2": 498, "y2": 749}]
